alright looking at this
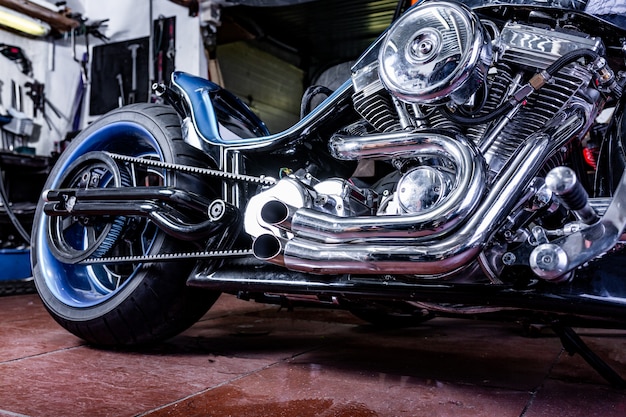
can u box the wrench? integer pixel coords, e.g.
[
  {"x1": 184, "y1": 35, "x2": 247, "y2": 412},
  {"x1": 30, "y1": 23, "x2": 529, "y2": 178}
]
[{"x1": 127, "y1": 44, "x2": 140, "y2": 103}]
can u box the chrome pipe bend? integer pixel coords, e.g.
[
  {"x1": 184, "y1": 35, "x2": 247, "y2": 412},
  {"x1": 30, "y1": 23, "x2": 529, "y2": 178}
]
[
  {"x1": 281, "y1": 134, "x2": 553, "y2": 275},
  {"x1": 294, "y1": 130, "x2": 487, "y2": 243},
  {"x1": 248, "y1": 100, "x2": 588, "y2": 276}
]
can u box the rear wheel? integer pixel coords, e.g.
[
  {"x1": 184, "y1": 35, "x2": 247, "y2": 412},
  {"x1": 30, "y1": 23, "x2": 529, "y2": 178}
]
[{"x1": 32, "y1": 104, "x2": 220, "y2": 347}]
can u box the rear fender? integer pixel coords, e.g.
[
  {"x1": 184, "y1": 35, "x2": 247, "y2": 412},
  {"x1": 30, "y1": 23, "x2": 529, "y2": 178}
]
[{"x1": 171, "y1": 71, "x2": 270, "y2": 149}]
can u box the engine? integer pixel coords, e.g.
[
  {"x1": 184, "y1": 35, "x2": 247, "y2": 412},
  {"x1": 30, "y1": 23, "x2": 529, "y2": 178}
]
[
  {"x1": 352, "y1": 2, "x2": 604, "y2": 182},
  {"x1": 244, "y1": 1, "x2": 624, "y2": 281}
]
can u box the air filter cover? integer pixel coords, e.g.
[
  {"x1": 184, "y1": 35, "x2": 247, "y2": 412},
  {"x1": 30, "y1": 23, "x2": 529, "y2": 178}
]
[{"x1": 378, "y1": 1, "x2": 492, "y2": 105}]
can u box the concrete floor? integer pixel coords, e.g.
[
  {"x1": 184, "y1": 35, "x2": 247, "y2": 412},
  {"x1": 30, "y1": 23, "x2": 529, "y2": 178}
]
[{"x1": 1, "y1": 291, "x2": 626, "y2": 417}]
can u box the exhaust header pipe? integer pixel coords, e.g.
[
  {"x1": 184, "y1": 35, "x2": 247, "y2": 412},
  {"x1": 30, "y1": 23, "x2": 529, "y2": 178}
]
[
  {"x1": 251, "y1": 134, "x2": 551, "y2": 274},
  {"x1": 248, "y1": 108, "x2": 587, "y2": 276}
]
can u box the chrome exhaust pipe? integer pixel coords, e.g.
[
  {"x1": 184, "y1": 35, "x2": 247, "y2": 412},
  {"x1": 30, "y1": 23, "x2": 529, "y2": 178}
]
[
  {"x1": 294, "y1": 130, "x2": 486, "y2": 242},
  {"x1": 260, "y1": 200, "x2": 297, "y2": 232},
  {"x1": 248, "y1": 107, "x2": 586, "y2": 276},
  {"x1": 282, "y1": 133, "x2": 552, "y2": 275},
  {"x1": 252, "y1": 234, "x2": 286, "y2": 266},
  {"x1": 330, "y1": 129, "x2": 474, "y2": 161}
]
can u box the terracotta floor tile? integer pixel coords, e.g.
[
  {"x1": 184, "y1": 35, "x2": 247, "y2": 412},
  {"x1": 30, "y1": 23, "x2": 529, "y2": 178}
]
[
  {"x1": 0, "y1": 293, "x2": 52, "y2": 322},
  {"x1": 0, "y1": 294, "x2": 83, "y2": 362},
  {"x1": 1, "y1": 293, "x2": 626, "y2": 417},
  {"x1": 523, "y1": 379, "x2": 626, "y2": 417},
  {"x1": 0, "y1": 343, "x2": 276, "y2": 417},
  {"x1": 286, "y1": 318, "x2": 564, "y2": 391},
  {"x1": 143, "y1": 361, "x2": 531, "y2": 417}
]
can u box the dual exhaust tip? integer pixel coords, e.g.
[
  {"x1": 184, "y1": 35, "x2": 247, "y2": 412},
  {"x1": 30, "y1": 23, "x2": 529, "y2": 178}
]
[{"x1": 252, "y1": 199, "x2": 293, "y2": 263}]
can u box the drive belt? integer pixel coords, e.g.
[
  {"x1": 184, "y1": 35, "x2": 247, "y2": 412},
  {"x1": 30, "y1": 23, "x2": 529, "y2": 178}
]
[
  {"x1": 73, "y1": 153, "x2": 267, "y2": 265},
  {"x1": 79, "y1": 249, "x2": 253, "y2": 265},
  {"x1": 105, "y1": 152, "x2": 276, "y2": 186}
]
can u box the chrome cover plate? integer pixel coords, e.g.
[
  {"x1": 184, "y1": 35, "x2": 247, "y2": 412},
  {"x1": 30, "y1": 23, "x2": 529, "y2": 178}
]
[{"x1": 378, "y1": 1, "x2": 492, "y2": 104}]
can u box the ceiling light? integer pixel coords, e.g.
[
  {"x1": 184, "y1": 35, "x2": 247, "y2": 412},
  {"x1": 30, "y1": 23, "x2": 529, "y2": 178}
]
[{"x1": 0, "y1": 5, "x2": 50, "y2": 37}]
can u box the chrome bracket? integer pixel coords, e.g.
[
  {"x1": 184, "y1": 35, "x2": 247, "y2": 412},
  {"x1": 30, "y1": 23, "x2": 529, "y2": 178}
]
[{"x1": 530, "y1": 168, "x2": 626, "y2": 280}]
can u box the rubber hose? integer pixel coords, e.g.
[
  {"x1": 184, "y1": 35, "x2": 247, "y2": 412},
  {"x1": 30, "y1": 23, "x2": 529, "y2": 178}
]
[{"x1": 442, "y1": 48, "x2": 600, "y2": 126}]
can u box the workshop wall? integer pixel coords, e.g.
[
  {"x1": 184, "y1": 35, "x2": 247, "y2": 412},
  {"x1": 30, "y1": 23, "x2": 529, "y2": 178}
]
[
  {"x1": 0, "y1": 0, "x2": 206, "y2": 157},
  {"x1": 217, "y1": 41, "x2": 304, "y2": 133}
]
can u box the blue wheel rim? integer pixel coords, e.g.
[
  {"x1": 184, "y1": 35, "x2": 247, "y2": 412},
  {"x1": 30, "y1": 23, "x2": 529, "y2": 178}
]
[{"x1": 36, "y1": 121, "x2": 165, "y2": 308}]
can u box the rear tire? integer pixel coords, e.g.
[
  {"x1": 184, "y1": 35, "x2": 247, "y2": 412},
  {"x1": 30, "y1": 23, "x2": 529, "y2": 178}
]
[{"x1": 32, "y1": 104, "x2": 220, "y2": 347}]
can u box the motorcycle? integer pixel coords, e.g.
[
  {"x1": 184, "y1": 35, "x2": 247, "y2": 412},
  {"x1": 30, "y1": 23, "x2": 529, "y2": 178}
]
[{"x1": 30, "y1": 0, "x2": 626, "y2": 385}]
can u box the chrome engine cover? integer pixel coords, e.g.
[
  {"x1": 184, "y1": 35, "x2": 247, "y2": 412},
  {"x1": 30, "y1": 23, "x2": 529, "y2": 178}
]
[
  {"x1": 378, "y1": 1, "x2": 492, "y2": 105},
  {"x1": 394, "y1": 165, "x2": 456, "y2": 214},
  {"x1": 243, "y1": 1, "x2": 614, "y2": 279}
]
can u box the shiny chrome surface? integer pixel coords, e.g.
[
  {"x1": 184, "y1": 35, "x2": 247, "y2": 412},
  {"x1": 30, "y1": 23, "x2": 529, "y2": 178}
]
[
  {"x1": 280, "y1": 133, "x2": 552, "y2": 275},
  {"x1": 496, "y1": 22, "x2": 604, "y2": 70},
  {"x1": 531, "y1": 168, "x2": 626, "y2": 280},
  {"x1": 302, "y1": 130, "x2": 486, "y2": 242},
  {"x1": 243, "y1": 176, "x2": 314, "y2": 239},
  {"x1": 395, "y1": 166, "x2": 455, "y2": 213},
  {"x1": 378, "y1": 1, "x2": 492, "y2": 104},
  {"x1": 252, "y1": 234, "x2": 287, "y2": 265},
  {"x1": 529, "y1": 243, "x2": 571, "y2": 282},
  {"x1": 246, "y1": 101, "x2": 589, "y2": 274},
  {"x1": 260, "y1": 200, "x2": 297, "y2": 231},
  {"x1": 312, "y1": 178, "x2": 374, "y2": 217},
  {"x1": 480, "y1": 24, "x2": 598, "y2": 172},
  {"x1": 245, "y1": 129, "x2": 549, "y2": 274},
  {"x1": 545, "y1": 166, "x2": 600, "y2": 224}
]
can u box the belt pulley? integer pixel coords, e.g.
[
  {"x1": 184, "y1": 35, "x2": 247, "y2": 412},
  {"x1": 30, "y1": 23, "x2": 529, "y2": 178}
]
[{"x1": 46, "y1": 152, "x2": 269, "y2": 265}]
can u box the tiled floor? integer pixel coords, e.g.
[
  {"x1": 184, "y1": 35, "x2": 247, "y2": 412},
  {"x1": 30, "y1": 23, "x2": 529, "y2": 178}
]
[{"x1": 1, "y1": 291, "x2": 626, "y2": 417}]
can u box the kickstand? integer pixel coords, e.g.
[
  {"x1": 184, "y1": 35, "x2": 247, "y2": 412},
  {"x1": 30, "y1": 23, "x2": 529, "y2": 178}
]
[{"x1": 552, "y1": 323, "x2": 626, "y2": 389}]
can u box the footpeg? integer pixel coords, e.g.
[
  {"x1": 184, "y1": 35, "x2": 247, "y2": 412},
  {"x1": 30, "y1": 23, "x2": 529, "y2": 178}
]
[
  {"x1": 530, "y1": 167, "x2": 626, "y2": 280},
  {"x1": 545, "y1": 166, "x2": 599, "y2": 224}
]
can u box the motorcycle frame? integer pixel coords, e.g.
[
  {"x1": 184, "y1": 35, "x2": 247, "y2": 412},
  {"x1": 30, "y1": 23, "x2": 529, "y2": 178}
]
[
  {"x1": 170, "y1": 76, "x2": 626, "y2": 386},
  {"x1": 151, "y1": 62, "x2": 626, "y2": 329}
]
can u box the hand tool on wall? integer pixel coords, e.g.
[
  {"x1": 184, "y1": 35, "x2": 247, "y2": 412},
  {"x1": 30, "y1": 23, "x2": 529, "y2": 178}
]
[
  {"x1": 24, "y1": 80, "x2": 68, "y2": 135},
  {"x1": 153, "y1": 16, "x2": 176, "y2": 90},
  {"x1": 127, "y1": 44, "x2": 140, "y2": 104},
  {"x1": 25, "y1": 80, "x2": 45, "y2": 118},
  {"x1": 0, "y1": 44, "x2": 32, "y2": 76},
  {"x1": 10, "y1": 80, "x2": 22, "y2": 112},
  {"x1": 166, "y1": 21, "x2": 175, "y2": 63},
  {"x1": 116, "y1": 73, "x2": 125, "y2": 108},
  {"x1": 69, "y1": 18, "x2": 108, "y2": 132}
]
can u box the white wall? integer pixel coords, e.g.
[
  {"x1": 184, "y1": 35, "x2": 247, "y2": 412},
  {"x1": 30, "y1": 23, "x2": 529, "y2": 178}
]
[{"x1": 0, "y1": 0, "x2": 206, "y2": 156}]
